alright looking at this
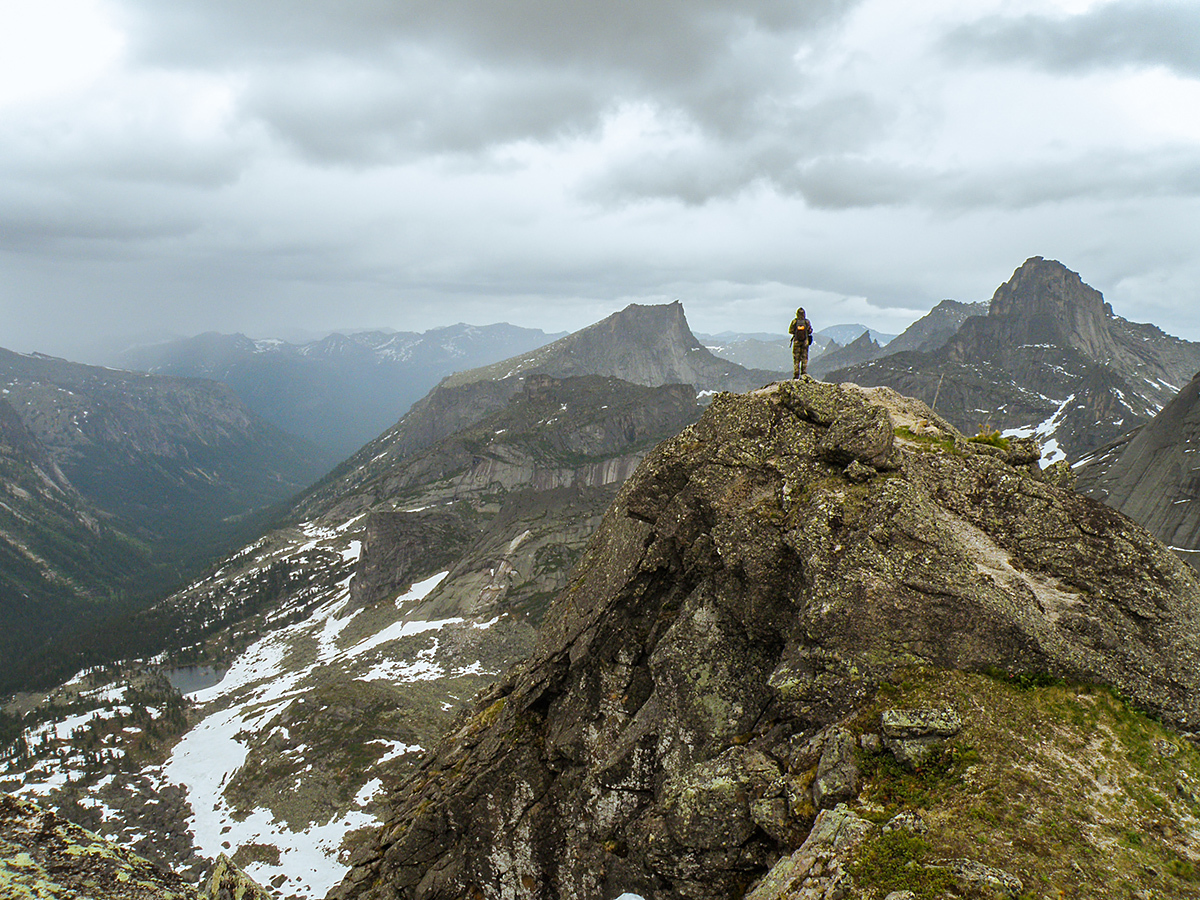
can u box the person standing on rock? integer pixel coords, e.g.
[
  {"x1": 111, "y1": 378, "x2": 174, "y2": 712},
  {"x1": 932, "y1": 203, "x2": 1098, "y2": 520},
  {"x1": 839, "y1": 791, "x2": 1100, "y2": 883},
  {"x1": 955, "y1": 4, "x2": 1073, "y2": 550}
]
[{"x1": 789, "y1": 307, "x2": 813, "y2": 378}]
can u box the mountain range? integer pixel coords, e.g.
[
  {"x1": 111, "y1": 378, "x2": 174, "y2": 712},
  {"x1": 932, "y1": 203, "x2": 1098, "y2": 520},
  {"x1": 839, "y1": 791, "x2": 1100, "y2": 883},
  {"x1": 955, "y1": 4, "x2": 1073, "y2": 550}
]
[
  {"x1": 115, "y1": 324, "x2": 564, "y2": 459},
  {"x1": 0, "y1": 349, "x2": 326, "y2": 681}
]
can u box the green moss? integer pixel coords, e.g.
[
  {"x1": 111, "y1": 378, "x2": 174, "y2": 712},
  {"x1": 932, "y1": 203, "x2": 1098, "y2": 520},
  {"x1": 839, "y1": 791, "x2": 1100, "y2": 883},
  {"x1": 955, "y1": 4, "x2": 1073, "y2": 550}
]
[
  {"x1": 859, "y1": 741, "x2": 977, "y2": 812},
  {"x1": 893, "y1": 426, "x2": 957, "y2": 455},
  {"x1": 849, "y1": 831, "x2": 956, "y2": 897},
  {"x1": 844, "y1": 668, "x2": 1200, "y2": 898},
  {"x1": 967, "y1": 428, "x2": 1012, "y2": 451}
]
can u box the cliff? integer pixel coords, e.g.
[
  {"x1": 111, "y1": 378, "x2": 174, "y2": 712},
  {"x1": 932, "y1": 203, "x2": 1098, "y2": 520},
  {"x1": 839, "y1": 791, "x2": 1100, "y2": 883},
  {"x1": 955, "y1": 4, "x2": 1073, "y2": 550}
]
[{"x1": 332, "y1": 377, "x2": 1200, "y2": 900}]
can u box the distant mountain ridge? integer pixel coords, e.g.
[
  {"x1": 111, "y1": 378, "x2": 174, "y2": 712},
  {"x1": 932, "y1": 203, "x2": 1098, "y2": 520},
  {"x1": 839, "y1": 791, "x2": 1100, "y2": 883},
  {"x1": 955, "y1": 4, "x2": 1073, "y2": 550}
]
[
  {"x1": 809, "y1": 299, "x2": 988, "y2": 379},
  {"x1": 116, "y1": 324, "x2": 565, "y2": 458}
]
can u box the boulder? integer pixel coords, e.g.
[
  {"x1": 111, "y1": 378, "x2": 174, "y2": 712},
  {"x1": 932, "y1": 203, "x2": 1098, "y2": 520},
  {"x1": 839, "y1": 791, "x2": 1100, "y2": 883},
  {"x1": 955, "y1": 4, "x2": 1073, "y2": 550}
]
[
  {"x1": 743, "y1": 805, "x2": 874, "y2": 900},
  {"x1": 881, "y1": 707, "x2": 962, "y2": 766},
  {"x1": 811, "y1": 728, "x2": 860, "y2": 810}
]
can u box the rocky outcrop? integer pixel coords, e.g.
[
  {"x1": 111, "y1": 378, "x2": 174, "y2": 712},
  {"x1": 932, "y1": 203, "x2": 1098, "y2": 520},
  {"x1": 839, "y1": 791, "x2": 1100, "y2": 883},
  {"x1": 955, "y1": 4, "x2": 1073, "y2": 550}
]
[
  {"x1": 204, "y1": 853, "x2": 274, "y2": 900},
  {"x1": 0, "y1": 792, "x2": 200, "y2": 899},
  {"x1": 1076, "y1": 370, "x2": 1200, "y2": 570},
  {"x1": 331, "y1": 378, "x2": 1200, "y2": 900},
  {"x1": 830, "y1": 258, "x2": 1200, "y2": 461}
]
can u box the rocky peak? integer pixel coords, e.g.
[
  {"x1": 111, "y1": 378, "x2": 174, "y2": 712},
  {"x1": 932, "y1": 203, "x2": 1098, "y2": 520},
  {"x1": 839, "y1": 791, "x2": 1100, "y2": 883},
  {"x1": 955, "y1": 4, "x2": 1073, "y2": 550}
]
[
  {"x1": 950, "y1": 257, "x2": 1117, "y2": 363},
  {"x1": 441, "y1": 300, "x2": 777, "y2": 393},
  {"x1": 332, "y1": 379, "x2": 1200, "y2": 900}
]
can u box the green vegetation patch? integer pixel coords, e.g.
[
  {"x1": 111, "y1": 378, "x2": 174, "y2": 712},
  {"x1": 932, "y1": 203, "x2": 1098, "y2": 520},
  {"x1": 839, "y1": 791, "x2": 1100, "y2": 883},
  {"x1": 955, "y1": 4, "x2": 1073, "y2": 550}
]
[
  {"x1": 850, "y1": 831, "x2": 957, "y2": 898},
  {"x1": 893, "y1": 426, "x2": 957, "y2": 455},
  {"x1": 967, "y1": 429, "x2": 1012, "y2": 451},
  {"x1": 844, "y1": 668, "x2": 1200, "y2": 899}
]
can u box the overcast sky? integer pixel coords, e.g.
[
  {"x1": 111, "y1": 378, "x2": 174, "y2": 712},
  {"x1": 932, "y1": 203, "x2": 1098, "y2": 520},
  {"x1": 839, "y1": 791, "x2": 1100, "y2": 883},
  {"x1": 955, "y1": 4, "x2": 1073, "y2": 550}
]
[{"x1": 2, "y1": 0, "x2": 1199, "y2": 359}]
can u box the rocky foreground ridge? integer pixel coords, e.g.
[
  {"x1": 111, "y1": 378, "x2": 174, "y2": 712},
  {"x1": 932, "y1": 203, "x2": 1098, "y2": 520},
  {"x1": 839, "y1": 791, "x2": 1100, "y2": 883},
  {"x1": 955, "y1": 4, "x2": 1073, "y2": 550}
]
[{"x1": 333, "y1": 377, "x2": 1200, "y2": 900}]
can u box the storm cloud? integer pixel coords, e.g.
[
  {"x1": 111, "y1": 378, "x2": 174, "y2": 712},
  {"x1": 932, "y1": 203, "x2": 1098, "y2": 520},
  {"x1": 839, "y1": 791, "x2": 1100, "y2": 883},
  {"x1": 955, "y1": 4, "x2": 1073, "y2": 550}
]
[{"x1": 2, "y1": 0, "x2": 1199, "y2": 359}]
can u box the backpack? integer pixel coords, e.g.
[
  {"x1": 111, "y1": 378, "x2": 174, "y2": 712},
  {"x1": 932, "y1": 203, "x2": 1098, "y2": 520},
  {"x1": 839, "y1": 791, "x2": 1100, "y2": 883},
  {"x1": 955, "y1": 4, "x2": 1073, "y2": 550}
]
[{"x1": 790, "y1": 317, "x2": 812, "y2": 345}]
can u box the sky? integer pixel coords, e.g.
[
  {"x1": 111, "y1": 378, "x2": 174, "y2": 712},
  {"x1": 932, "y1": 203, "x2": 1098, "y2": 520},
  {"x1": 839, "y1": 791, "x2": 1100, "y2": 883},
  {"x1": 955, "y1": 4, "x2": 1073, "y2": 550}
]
[{"x1": 2, "y1": 0, "x2": 1199, "y2": 359}]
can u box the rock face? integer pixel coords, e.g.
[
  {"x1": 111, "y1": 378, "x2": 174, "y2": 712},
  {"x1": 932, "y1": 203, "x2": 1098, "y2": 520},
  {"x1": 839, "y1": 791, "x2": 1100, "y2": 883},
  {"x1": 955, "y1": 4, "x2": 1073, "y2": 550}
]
[
  {"x1": 331, "y1": 378, "x2": 1200, "y2": 900},
  {"x1": 830, "y1": 258, "x2": 1200, "y2": 461},
  {"x1": 1076, "y1": 370, "x2": 1200, "y2": 570}
]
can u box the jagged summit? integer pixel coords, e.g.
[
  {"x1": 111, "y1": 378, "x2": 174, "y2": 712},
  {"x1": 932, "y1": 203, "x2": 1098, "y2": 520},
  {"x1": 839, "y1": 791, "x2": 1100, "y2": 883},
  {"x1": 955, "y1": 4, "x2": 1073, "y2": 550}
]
[
  {"x1": 831, "y1": 258, "x2": 1200, "y2": 461},
  {"x1": 947, "y1": 257, "x2": 1117, "y2": 364},
  {"x1": 299, "y1": 302, "x2": 778, "y2": 518},
  {"x1": 443, "y1": 300, "x2": 779, "y2": 391},
  {"x1": 809, "y1": 298, "x2": 986, "y2": 380},
  {"x1": 332, "y1": 379, "x2": 1200, "y2": 900}
]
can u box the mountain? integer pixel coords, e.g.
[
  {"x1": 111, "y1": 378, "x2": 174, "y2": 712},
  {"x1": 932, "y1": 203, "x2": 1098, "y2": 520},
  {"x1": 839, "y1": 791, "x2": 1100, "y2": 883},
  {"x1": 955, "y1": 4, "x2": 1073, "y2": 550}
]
[
  {"x1": 330, "y1": 378, "x2": 1200, "y2": 900},
  {"x1": 808, "y1": 299, "x2": 988, "y2": 379},
  {"x1": 698, "y1": 331, "x2": 833, "y2": 373},
  {"x1": 817, "y1": 323, "x2": 897, "y2": 346},
  {"x1": 116, "y1": 324, "x2": 564, "y2": 458},
  {"x1": 1076, "y1": 369, "x2": 1200, "y2": 570},
  {"x1": 0, "y1": 396, "x2": 154, "y2": 671},
  {"x1": 439, "y1": 301, "x2": 781, "y2": 392},
  {"x1": 0, "y1": 348, "x2": 326, "y2": 554},
  {"x1": 809, "y1": 330, "x2": 884, "y2": 377},
  {"x1": 828, "y1": 258, "x2": 1200, "y2": 462},
  {"x1": 3, "y1": 302, "x2": 769, "y2": 897},
  {"x1": 299, "y1": 301, "x2": 782, "y2": 514},
  {"x1": 0, "y1": 348, "x2": 328, "y2": 682},
  {"x1": 883, "y1": 298, "x2": 988, "y2": 355}
]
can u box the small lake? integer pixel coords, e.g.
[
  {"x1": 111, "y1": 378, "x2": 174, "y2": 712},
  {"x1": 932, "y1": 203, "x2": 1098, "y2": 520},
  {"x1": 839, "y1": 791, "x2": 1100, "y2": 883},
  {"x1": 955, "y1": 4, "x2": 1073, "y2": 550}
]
[{"x1": 163, "y1": 665, "x2": 227, "y2": 696}]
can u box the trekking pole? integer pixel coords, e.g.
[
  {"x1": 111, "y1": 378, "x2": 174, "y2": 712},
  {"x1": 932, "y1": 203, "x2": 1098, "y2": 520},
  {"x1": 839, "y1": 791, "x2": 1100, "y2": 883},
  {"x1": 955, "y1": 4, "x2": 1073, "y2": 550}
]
[{"x1": 932, "y1": 373, "x2": 945, "y2": 412}]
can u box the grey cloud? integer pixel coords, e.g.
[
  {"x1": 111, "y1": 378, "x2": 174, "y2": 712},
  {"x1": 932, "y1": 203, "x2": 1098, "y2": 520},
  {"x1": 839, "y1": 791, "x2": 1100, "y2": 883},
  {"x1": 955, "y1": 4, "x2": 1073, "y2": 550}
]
[
  {"x1": 112, "y1": 0, "x2": 861, "y2": 169},
  {"x1": 776, "y1": 149, "x2": 1200, "y2": 212},
  {"x1": 941, "y1": 2, "x2": 1200, "y2": 76},
  {"x1": 119, "y1": 0, "x2": 854, "y2": 75},
  {"x1": 241, "y1": 57, "x2": 608, "y2": 163},
  {"x1": 583, "y1": 93, "x2": 887, "y2": 204}
]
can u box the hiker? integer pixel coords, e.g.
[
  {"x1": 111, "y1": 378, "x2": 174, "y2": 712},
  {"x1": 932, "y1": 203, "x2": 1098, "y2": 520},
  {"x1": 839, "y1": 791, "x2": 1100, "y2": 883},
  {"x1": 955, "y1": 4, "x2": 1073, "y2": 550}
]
[{"x1": 789, "y1": 307, "x2": 813, "y2": 378}]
